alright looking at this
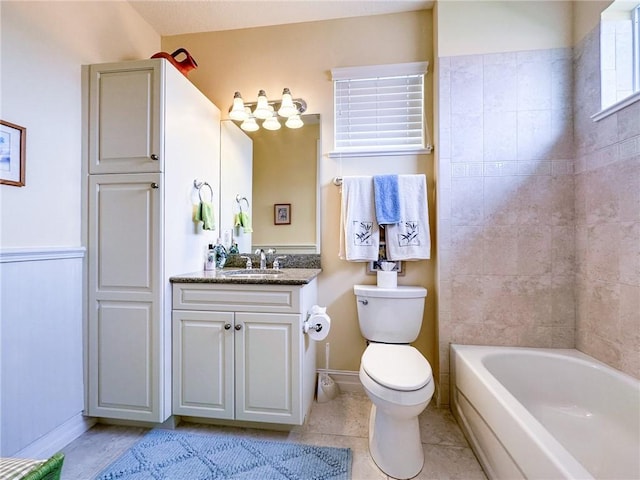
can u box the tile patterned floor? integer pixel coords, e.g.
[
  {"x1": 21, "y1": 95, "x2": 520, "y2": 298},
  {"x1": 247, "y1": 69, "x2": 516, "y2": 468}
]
[{"x1": 61, "y1": 392, "x2": 487, "y2": 480}]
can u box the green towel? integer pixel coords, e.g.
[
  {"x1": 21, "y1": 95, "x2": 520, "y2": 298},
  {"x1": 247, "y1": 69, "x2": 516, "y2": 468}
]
[
  {"x1": 234, "y1": 212, "x2": 253, "y2": 233},
  {"x1": 194, "y1": 201, "x2": 215, "y2": 230}
]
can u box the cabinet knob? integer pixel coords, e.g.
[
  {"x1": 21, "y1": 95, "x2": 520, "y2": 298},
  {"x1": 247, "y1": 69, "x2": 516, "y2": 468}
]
[
  {"x1": 224, "y1": 323, "x2": 231, "y2": 330},
  {"x1": 150, "y1": 154, "x2": 159, "y2": 161},
  {"x1": 151, "y1": 182, "x2": 159, "y2": 189},
  {"x1": 234, "y1": 324, "x2": 242, "y2": 331}
]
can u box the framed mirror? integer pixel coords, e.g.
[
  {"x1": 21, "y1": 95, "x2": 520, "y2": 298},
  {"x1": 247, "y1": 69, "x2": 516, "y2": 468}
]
[{"x1": 220, "y1": 114, "x2": 320, "y2": 254}]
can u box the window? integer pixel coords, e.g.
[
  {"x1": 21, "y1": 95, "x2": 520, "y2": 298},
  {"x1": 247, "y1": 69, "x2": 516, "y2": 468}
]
[
  {"x1": 594, "y1": 1, "x2": 640, "y2": 120},
  {"x1": 634, "y1": 4, "x2": 640, "y2": 91},
  {"x1": 331, "y1": 62, "x2": 431, "y2": 157}
]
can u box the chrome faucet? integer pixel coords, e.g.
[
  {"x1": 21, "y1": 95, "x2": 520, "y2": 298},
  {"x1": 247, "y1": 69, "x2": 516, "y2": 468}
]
[
  {"x1": 255, "y1": 248, "x2": 276, "y2": 269},
  {"x1": 272, "y1": 256, "x2": 287, "y2": 270},
  {"x1": 240, "y1": 255, "x2": 252, "y2": 269},
  {"x1": 255, "y1": 249, "x2": 267, "y2": 269}
]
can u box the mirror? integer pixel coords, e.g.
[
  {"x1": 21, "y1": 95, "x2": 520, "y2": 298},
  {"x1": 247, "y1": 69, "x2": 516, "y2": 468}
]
[{"x1": 220, "y1": 114, "x2": 320, "y2": 254}]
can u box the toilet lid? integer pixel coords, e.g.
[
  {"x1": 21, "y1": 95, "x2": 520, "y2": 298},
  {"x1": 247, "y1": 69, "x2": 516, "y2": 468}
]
[{"x1": 362, "y1": 344, "x2": 432, "y2": 391}]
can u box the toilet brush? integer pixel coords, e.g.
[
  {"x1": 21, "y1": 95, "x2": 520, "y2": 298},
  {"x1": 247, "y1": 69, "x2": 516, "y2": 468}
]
[{"x1": 317, "y1": 342, "x2": 339, "y2": 402}]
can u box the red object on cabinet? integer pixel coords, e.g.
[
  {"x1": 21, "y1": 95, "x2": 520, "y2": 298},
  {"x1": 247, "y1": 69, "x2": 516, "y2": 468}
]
[{"x1": 151, "y1": 48, "x2": 198, "y2": 76}]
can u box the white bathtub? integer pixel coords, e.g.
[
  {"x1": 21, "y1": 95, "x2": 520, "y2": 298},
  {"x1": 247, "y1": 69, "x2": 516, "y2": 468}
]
[{"x1": 450, "y1": 345, "x2": 640, "y2": 480}]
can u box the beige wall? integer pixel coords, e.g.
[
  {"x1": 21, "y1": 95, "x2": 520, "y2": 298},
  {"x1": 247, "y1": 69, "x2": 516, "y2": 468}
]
[
  {"x1": 437, "y1": 0, "x2": 573, "y2": 57},
  {"x1": 0, "y1": 1, "x2": 160, "y2": 248},
  {"x1": 162, "y1": 11, "x2": 436, "y2": 375}
]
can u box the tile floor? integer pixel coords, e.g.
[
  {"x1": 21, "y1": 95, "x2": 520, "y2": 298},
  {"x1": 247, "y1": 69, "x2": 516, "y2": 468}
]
[{"x1": 61, "y1": 392, "x2": 487, "y2": 480}]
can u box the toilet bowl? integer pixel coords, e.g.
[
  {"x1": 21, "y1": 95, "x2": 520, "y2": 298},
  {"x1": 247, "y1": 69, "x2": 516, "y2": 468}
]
[{"x1": 359, "y1": 343, "x2": 434, "y2": 480}]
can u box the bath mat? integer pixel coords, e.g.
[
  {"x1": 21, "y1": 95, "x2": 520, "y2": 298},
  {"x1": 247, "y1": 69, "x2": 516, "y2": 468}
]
[{"x1": 95, "y1": 429, "x2": 352, "y2": 480}]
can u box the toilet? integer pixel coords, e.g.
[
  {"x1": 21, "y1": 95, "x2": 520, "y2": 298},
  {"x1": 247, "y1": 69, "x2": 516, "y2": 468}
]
[{"x1": 354, "y1": 284, "x2": 433, "y2": 480}]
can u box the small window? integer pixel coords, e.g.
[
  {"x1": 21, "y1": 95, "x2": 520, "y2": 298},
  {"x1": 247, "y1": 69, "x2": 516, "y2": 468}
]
[
  {"x1": 330, "y1": 62, "x2": 431, "y2": 157},
  {"x1": 594, "y1": 1, "x2": 640, "y2": 120},
  {"x1": 634, "y1": 4, "x2": 640, "y2": 91}
]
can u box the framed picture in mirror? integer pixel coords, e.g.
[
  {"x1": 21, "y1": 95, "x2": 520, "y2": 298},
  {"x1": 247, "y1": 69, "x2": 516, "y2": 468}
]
[
  {"x1": 0, "y1": 120, "x2": 26, "y2": 187},
  {"x1": 274, "y1": 203, "x2": 291, "y2": 225}
]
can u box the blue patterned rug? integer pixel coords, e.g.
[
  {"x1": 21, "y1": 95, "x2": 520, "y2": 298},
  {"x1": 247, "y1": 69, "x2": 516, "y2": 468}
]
[{"x1": 95, "y1": 429, "x2": 352, "y2": 480}]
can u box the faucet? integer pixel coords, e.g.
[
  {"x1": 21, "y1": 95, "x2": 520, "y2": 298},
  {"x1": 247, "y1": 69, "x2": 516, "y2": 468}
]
[
  {"x1": 255, "y1": 249, "x2": 267, "y2": 269},
  {"x1": 272, "y1": 256, "x2": 287, "y2": 270},
  {"x1": 255, "y1": 248, "x2": 276, "y2": 269},
  {"x1": 240, "y1": 255, "x2": 252, "y2": 269}
]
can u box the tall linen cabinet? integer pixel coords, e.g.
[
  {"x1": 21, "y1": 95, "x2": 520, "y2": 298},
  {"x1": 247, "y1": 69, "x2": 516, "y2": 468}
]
[{"x1": 85, "y1": 59, "x2": 220, "y2": 422}]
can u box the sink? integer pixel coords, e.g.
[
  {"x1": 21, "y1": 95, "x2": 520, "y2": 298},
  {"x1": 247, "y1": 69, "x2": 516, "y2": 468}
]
[{"x1": 221, "y1": 269, "x2": 282, "y2": 278}]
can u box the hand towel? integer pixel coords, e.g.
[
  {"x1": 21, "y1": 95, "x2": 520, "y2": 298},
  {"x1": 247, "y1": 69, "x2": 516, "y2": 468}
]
[
  {"x1": 234, "y1": 212, "x2": 253, "y2": 233},
  {"x1": 194, "y1": 201, "x2": 216, "y2": 231},
  {"x1": 373, "y1": 174, "x2": 400, "y2": 225},
  {"x1": 385, "y1": 174, "x2": 431, "y2": 260},
  {"x1": 339, "y1": 176, "x2": 380, "y2": 261}
]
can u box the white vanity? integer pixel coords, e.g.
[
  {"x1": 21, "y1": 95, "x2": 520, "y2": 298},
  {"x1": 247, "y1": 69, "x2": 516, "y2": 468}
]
[{"x1": 171, "y1": 269, "x2": 320, "y2": 426}]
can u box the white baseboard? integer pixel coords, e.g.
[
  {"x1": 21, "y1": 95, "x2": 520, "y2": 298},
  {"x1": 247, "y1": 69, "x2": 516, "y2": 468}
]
[
  {"x1": 317, "y1": 369, "x2": 363, "y2": 394},
  {"x1": 14, "y1": 413, "x2": 96, "y2": 459}
]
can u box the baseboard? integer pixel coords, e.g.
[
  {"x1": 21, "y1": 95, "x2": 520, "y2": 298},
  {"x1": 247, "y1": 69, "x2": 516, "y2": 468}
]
[
  {"x1": 14, "y1": 413, "x2": 96, "y2": 459},
  {"x1": 317, "y1": 369, "x2": 363, "y2": 394}
]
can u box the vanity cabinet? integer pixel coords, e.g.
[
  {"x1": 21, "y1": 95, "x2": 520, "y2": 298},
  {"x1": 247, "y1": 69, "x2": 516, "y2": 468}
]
[
  {"x1": 86, "y1": 59, "x2": 220, "y2": 423},
  {"x1": 172, "y1": 281, "x2": 317, "y2": 425}
]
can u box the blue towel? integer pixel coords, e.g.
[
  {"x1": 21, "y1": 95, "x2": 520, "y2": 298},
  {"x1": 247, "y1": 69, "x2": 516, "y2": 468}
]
[{"x1": 373, "y1": 175, "x2": 400, "y2": 225}]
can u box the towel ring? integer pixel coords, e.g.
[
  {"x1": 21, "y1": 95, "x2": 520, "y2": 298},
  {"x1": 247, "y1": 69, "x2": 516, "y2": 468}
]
[
  {"x1": 194, "y1": 180, "x2": 214, "y2": 203},
  {"x1": 236, "y1": 194, "x2": 250, "y2": 213}
]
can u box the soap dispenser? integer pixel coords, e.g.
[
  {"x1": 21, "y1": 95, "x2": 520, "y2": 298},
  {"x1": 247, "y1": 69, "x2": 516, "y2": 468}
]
[{"x1": 213, "y1": 238, "x2": 227, "y2": 269}]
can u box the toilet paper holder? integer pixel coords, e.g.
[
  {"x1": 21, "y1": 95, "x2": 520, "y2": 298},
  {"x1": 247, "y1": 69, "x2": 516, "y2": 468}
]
[{"x1": 303, "y1": 313, "x2": 324, "y2": 334}]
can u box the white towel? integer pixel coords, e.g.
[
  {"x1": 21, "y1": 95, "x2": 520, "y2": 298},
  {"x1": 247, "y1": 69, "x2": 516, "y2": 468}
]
[
  {"x1": 339, "y1": 176, "x2": 380, "y2": 261},
  {"x1": 385, "y1": 174, "x2": 431, "y2": 260}
]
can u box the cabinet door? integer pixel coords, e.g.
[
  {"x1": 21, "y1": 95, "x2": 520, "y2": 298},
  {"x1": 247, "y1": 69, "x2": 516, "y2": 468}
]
[
  {"x1": 88, "y1": 173, "x2": 164, "y2": 422},
  {"x1": 89, "y1": 61, "x2": 162, "y2": 174},
  {"x1": 173, "y1": 310, "x2": 234, "y2": 419},
  {"x1": 235, "y1": 312, "x2": 302, "y2": 424}
]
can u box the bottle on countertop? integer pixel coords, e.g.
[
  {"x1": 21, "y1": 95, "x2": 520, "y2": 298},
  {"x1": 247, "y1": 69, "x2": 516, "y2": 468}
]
[
  {"x1": 213, "y1": 238, "x2": 227, "y2": 269},
  {"x1": 204, "y1": 243, "x2": 216, "y2": 271}
]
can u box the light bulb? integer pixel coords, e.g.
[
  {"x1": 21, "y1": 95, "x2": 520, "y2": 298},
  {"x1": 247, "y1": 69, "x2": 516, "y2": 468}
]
[
  {"x1": 285, "y1": 114, "x2": 303, "y2": 129},
  {"x1": 262, "y1": 108, "x2": 281, "y2": 130},
  {"x1": 278, "y1": 88, "x2": 298, "y2": 118},
  {"x1": 240, "y1": 107, "x2": 259, "y2": 132},
  {"x1": 228, "y1": 91, "x2": 247, "y2": 121},
  {"x1": 253, "y1": 90, "x2": 272, "y2": 119}
]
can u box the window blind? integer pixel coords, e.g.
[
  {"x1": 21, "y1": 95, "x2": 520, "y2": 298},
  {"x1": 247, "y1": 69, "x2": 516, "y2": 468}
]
[{"x1": 332, "y1": 62, "x2": 428, "y2": 154}]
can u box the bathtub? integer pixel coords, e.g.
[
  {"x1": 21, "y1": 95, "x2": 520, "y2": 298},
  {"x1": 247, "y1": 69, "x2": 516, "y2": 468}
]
[{"x1": 450, "y1": 345, "x2": 640, "y2": 480}]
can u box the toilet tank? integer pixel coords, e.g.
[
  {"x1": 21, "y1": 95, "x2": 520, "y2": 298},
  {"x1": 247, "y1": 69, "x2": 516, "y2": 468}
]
[{"x1": 354, "y1": 285, "x2": 427, "y2": 343}]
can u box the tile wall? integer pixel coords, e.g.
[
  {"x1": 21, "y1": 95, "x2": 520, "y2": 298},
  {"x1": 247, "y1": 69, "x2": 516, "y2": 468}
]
[
  {"x1": 574, "y1": 26, "x2": 640, "y2": 379},
  {"x1": 437, "y1": 47, "x2": 576, "y2": 404},
  {"x1": 437, "y1": 26, "x2": 640, "y2": 405}
]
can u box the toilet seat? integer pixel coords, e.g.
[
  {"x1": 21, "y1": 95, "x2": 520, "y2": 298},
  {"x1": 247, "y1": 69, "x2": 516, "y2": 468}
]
[{"x1": 362, "y1": 344, "x2": 432, "y2": 391}]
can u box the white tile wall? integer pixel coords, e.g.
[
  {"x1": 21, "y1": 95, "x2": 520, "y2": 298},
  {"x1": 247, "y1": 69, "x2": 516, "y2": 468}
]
[{"x1": 437, "y1": 27, "x2": 640, "y2": 405}]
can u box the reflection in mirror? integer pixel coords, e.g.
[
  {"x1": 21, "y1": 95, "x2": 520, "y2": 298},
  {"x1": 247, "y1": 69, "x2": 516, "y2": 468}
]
[{"x1": 220, "y1": 114, "x2": 320, "y2": 254}]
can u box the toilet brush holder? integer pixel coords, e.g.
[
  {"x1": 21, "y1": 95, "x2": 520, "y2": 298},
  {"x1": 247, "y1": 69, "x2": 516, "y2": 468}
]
[{"x1": 317, "y1": 343, "x2": 339, "y2": 403}]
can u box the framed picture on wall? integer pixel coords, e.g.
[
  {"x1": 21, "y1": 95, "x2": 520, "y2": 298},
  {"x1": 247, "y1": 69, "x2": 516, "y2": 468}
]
[
  {"x1": 0, "y1": 120, "x2": 26, "y2": 187},
  {"x1": 274, "y1": 203, "x2": 291, "y2": 225}
]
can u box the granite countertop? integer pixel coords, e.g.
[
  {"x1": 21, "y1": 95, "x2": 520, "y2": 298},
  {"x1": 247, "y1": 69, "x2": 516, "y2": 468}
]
[{"x1": 170, "y1": 268, "x2": 322, "y2": 285}]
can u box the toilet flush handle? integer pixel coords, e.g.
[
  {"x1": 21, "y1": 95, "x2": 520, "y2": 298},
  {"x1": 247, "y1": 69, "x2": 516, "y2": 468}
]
[{"x1": 358, "y1": 299, "x2": 368, "y2": 305}]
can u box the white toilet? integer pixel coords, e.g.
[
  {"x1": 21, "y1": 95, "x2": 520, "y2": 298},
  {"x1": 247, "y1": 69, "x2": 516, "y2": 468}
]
[{"x1": 354, "y1": 284, "x2": 434, "y2": 480}]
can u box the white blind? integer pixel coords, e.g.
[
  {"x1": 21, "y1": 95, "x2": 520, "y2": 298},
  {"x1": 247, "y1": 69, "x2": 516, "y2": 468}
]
[{"x1": 332, "y1": 63, "x2": 428, "y2": 154}]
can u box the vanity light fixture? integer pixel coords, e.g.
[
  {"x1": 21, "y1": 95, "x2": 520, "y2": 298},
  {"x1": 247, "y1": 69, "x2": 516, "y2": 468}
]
[{"x1": 229, "y1": 88, "x2": 307, "y2": 131}]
